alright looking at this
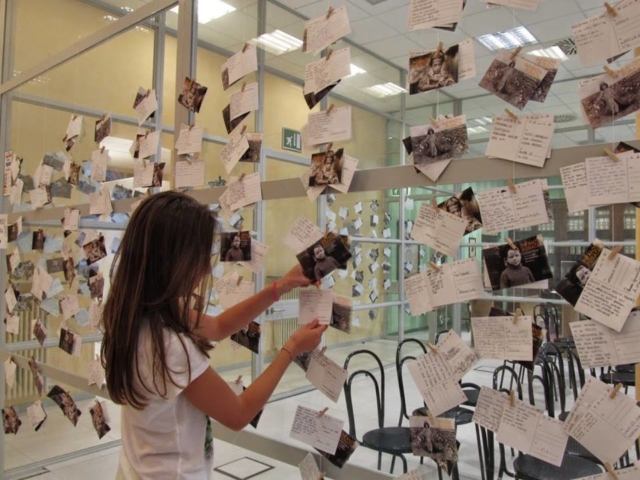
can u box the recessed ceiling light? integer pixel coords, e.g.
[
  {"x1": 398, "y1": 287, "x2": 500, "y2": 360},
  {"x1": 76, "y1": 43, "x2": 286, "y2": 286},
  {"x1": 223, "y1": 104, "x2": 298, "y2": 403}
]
[
  {"x1": 477, "y1": 26, "x2": 538, "y2": 52},
  {"x1": 347, "y1": 64, "x2": 366, "y2": 77},
  {"x1": 250, "y1": 30, "x2": 303, "y2": 55},
  {"x1": 171, "y1": 0, "x2": 236, "y2": 24},
  {"x1": 528, "y1": 46, "x2": 568, "y2": 61},
  {"x1": 364, "y1": 82, "x2": 406, "y2": 98}
]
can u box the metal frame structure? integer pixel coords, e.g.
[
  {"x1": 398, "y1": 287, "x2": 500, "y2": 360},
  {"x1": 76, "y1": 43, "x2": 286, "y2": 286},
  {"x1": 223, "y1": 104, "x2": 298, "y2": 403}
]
[{"x1": 0, "y1": 0, "x2": 637, "y2": 476}]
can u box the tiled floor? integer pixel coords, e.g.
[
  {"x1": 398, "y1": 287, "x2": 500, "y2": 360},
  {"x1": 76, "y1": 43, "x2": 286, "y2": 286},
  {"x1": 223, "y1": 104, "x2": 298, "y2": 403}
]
[{"x1": 4, "y1": 339, "x2": 633, "y2": 479}]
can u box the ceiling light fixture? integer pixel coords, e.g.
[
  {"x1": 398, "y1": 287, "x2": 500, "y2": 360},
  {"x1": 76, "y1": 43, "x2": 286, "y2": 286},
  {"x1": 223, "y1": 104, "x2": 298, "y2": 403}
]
[
  {"x1": 364, "y1": 82, "x2": 407, "y2": 98},
  {"x1": 171, "y1": 0, "x2": 236, "y2": 24},
  {"x1": 251, "y1": 30, "x2": 303, "y2": 55},
  {"x1": 477, "y1": 26, "x2": 538, "y2": 52},
  {"x1": 528, "y1": 46, "x2": 569, "y2": 61},
  {"x1": 347, "y1": 64, "x2": 367, "y2": 77}
]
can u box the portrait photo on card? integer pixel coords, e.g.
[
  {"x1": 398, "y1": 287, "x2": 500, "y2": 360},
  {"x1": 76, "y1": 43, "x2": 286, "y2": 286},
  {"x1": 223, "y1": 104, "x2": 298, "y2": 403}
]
[
  {"x1": 483, "y1": 235, "x2": 552, "y2": 291},
  {"x1": 293, "y1": 351, "x2": 312, "y2": 372},
  {"x1": 111, "y1": 184, "x2": 133, "y2": 200},
  {"x1": 220, "y1": 231, "x2": 252, "y2": 262},
  {"x1": 555, "y1": 242, "x2": 603, "y2": 306},
  {"x1": 309, "y1": 148, "x2": 344, "y2": 187},
  {"x1": 90, "y1": 401, "x2": 111, "y2": 439},
  {"x1": 230, "y1": 321, "x2": 260, "y2": 354},
  {"x1": 68, "y1": 162, "x2": 81, "y2": 186},
  {"x1": 318, "y1": 430, "x2": 358, "y2": 468},
  {"x1": 2, "y1": 406, "x2": 21, "y2": 435},
  {"x1": 32, "y1": 318, "x2": 47, "y2": 346},
  {"x1": 63, "y1": 257, "x2": 76, "y2": 285},
  {"x1": 46, "y1": 257, "x2": 64, "y2": 274},
  {"x1": 411, "y1": 119, "x2": 468, "y2": 166},
  {"x1": 178, "y1": 77, "x2": 208, "y2": 113},
  {"x1": 409, "y1": 417, "x2": 458, "y2": 473},
  {"x1": 94, "y1": 116, "x2": 111, "y2": 144},
  {"x1": 89, "y1": 272, "x2": 104, "y2": 300},
  {"x1": 222, "y1": 104, "x2": 250, "y2": 134},
  {"x1": 297, "y1": 232, "x2": 352, "y2": 282},
  {"x1": 409, "y1": 45, "x2": 459, "y2": 95},
  {"x1": 304, "y1": 81, "x2": 340, "y2": 110},
  {"x1": 32, "y1": 229, "x2": 46, "y2": 251},
  {"x1": 239, "y1": 133, "x2": 263, "y2": 163},
  {"x1": 479, "y1": 51, "x2": 545, "y2": 110},
  {"x1": 83, "y1": 236, "x2": 107, "y2": 265},
  {"x1": 330, "y1": 296, "x2": 352, "y2": 333},
  {"x1": 47, "y1": 385, "x2": 81, "y2": 426},
  {"x1": 438, "y1": 187, "x2": 482, "y2": 235},
  {"x1": 59, "y1": 328, "x2": 76, "y2": 355},
  {"x1": 28, "y1": 355, "x2": 44, "y2": 396}
]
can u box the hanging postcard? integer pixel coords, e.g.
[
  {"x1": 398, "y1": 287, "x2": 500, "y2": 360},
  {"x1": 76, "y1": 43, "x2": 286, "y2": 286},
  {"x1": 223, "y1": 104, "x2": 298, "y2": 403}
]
[
  {"x1": 302, "y1": 5, "x2": 351, "y2": 55},
  {"x1": 408, "y1": 0, "x2": 463, "y2": 31},
  {"x1": 410, "y1": 115, "x2": 468, "y2": 166},
  {"x1": 221, "y1": 44, "x2": 258, "y2": 90}
]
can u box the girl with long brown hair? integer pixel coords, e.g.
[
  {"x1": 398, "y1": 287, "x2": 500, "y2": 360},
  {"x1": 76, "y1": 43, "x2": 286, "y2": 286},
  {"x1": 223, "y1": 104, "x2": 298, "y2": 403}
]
[{"x1": 101, "y1": 191, "x2": 326, "y2": 479}]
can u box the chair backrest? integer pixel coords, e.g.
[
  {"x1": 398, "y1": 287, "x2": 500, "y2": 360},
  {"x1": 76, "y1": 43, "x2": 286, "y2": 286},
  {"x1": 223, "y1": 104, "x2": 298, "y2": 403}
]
[
  {"x1": 343, "y1": 349, "x2": 386, "y2": 441},
  {"x1": 566, "y1": 344, "x2": 585, "y2": 402},
  {"x1": 395, "y1": 339, "x2": 427, "y2": 424},
  {"x1": 545, "y1": 303, "x2": 561, "y2": 339},
  {"x1": 533, "y1": 304, "x2": 551, "y2": 342},
  {"x1": 434, "y1": 330, "x2": 449, "y2": 345}
]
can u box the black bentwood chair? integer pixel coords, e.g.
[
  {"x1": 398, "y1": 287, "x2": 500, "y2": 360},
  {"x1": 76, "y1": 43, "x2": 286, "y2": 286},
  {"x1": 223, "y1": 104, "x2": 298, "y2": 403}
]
[{"x1": 343, "y1": 349, "x2": 412, "y2": 474}]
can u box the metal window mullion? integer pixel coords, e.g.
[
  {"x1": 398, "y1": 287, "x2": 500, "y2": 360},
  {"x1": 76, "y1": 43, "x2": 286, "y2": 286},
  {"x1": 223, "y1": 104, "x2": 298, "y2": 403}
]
[
  {"x1": 397, "y1": 69, "x2": 407, "y2": 344},
  {"x1": 153, "y1": 11, "x2": 166, "y2": 161}
]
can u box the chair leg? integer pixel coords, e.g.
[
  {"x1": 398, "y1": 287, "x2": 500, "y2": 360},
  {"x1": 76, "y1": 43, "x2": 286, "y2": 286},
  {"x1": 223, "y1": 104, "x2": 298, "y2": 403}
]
[
  {"x1": 377, "y1": 451, "x2": 382, "y2": 471},
  {"x1": 438, "y1": 467, "x2": 443, "y2": 480},
  {"x1": 390, "y1": 455, "x2": 396, "y2": 474},
  {"x1": 400, "y1": 454, "x2": 408, "y2": 474},
  {"x1": 476, "y1": 426, "x2": 486, "y2": 480}
]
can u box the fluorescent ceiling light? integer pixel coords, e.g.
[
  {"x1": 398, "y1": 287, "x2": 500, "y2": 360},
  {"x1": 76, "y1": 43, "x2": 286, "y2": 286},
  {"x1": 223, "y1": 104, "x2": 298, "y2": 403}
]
[
  {"x1": 364, "y1": 82, "x2": 407, "y2": 98},
  {"x1": 251, "y1": 30, "x2": 303, "y2": 55},
  {"x1": 171, "y1": 0, "x2": 236, "y2": 24},
  {"x1": 477, "y1": 26, "x2": 538, "y2": 52},
  {"x1": 347, "y1": 64, "x2": 367, "y2": 77},
  {"x1": 470, "y1": 116, "x2": 493, "y2": 126},
  {"x1": 528, "y1": 46, "x2": 568, "y2": 61}
]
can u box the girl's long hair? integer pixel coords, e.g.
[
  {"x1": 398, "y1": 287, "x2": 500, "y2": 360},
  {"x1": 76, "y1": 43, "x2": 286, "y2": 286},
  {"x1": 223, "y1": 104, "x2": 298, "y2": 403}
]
[{"x1": 101, "y1": 191, "x2": 217, "y2": 408}]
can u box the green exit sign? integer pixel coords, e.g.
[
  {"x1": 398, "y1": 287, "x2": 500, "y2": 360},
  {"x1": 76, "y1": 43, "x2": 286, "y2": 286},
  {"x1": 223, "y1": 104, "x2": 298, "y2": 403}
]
[{"x1": 282, "y1": 128, "x2": 302, "y2": 153}]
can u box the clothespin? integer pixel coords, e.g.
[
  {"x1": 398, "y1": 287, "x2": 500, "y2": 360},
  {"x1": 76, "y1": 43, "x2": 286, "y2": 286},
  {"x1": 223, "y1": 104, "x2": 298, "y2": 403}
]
[
  {"x1": 238, "y1": 172, "x2": 246, "y2": 182},
  {"x1": 240, "y1": 125, "x2": 247, "y2": 136},
  {"x1": 507, "y1": 179, "x2": 517, "y2": 194},
  {"x1": 326, "y1": 103, "x2": 335, "y2": 115},
  {"x1": 426, "y1": 342, "x2": 438, "y2": 354},
  {"x1": 241, "y1": 82, "x2": 246, "y2": 93},
  {"x1": 242, "y1": 43, "x2": 249, "y2": 53},
  {"x1": 604, "y1": 462, "x2": 618, "y2": 480},
  {"x1": 318, "y1": 472, "x2": 326, "y2": 480},
  {"x1": 100, "y1": 146, "x2": 105, "y2": 154},
  {"x1": 604, "y1": 147, "x2": 619, "y2": 162},
  {"x1": 235, "y1": 375, "x2": 242, "y2": 384},
  {"x1": 72, "y1": 114, "x2": 78, "y2": 121},
  {"x1": 429, "y1": 261, "x2": 441, "y2": 272},
  {"x1": 509, "y1": 390, "x2": 516, "y2": 407},
  {"x1": 435, "y1": 41, "x2": 443, "y2": 57},
  {"x1": 608, "y1": 245, "x2": 623, "y2": 260},
  {"x1": 505, "y1": 108, "x2": 518, "y2": 121},
  {"x1": 325, "y1": 48, "x2": 333, "y2": 61},
  {"x1": 431, "y1": 196, "x2": 438, "y2": 210},
  {"x1": 505, "y1": 237, "x2": 517, "y2": 249},
  {"x1": 320, "y1": 346, "x2": 327, "y2": 355},
  {"x1": 510, "y1": 46, "x2": 522, "y2": 59},
  {"x1": 101, "y1": 113, "x2": 108, "y2": 122},
  {"x1": 318, "y1": 407, "x2": 329, "y2": 417},
  {"x1": 236, "y1": 275, "x2": 243, "y2": 286},
  {"x1": 609, "y1": 383, "x2": 623, "y2": 399},
  {"x1": 604, "y1": 2, "x2": 617, "y2": 17},
  {"x1": 513, "y1": 308, "x2": 522, "y2": 325},
  {"x1": 430, "y1": 117, "x2": 439, "y2": 127},
  {"x1": 603, "y1": 65, "x2": 618, "y2": 78},
  {"x1": 326, "y1": 6, "x2": 334, "y2": 19}
]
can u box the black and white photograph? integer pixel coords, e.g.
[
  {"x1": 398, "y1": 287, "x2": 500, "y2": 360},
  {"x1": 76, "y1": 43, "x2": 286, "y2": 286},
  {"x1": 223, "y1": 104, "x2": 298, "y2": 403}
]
[
  {"x1": 410, "y1": 417, "x2": 458, "y2": 473},
  {"x1": 83, "y1": 236, "x2": 107, "y2": 265},
  {"x1": 525, "y1": 55, "x2": 560, "y2": 103},
  {"x1": 43, "y1": 153, "x2": 64, "y2": 171},
  {"x1": 479, "y1": 50, "x2": 546, "y2": 110},
  {"x1": 33, "y1": 318, "x2": 47, "y2": 346},
  {"x1": 409, "y1": 45, "x2": 459, "y2": 95},
  {"x1": 222, "y1": 104, "x2": 250, "y2": 134},
  {"x1": 47, "y1": 385, "x2": 82, "y2": 427},
  {"x1": 68, "y1": 162, "x2": 81, "y2": 186},
  {"x1": 438, "y1": 187, "x2": 482, "y2": 235},
  {"x1": 555, "y1": 242, "x2": 603, "y2": 306},
  {"x1": 59, "y1": 328, "x2": 76, "y2": 355},
  {"x1": 318, "y1": 430, "x2": 358, "y2": 468},
  {"x1": 330, "y1": 294, "x2": 352, "y2": 333},
  {"x1": 308, "y1": 148, "x2": 344, "y2": 187},
  {"x1": 28, "y1": 355, "x2": 44, "y2": 397},
  {"x1": 483, "y1": 235, "x2": 553, "y2": 291},
  {"x1": 133, "y1": 87, "x2": 155, "y2": 121},
  {"x1": 90, "y1": 401, "x2": 111, "y2": 439},
  {"x1": 152, "y1": 162, "x2": 165, "y2": 187},
  {"x1": 47, "y1": 257, "x2": 64, "y2": 274},
  {"x1": 32, "y1": 228, "x2": 46, "y2": 251},
  {"x1": 296, "y1": 232, "x2": 352, "y2": 282},
  {"x1": 178, "y1": 77, "x2": 208, "y2": 113},
  {"x1": 94, "y1": 115, "x2": 112, "y2": 144},
  {"x1": 304, "y1": 81, "x2": 340, "y2": 109},
  {"x1": 7, "y1": 222, "x2": 19, "y2": 243},
  {"x1": 293, "y1": 351, "x2": 312, "y2": 372},
  {"x1": 111, "y1": 184, "x2": 133, "y2": 200},
  {"x1": 231, "y1": 321, "x2": 261, "y2": 354},
  {"x1": 64, "y1": 257, "x2": 76, "y2": 285},
  {"x1": 220, "y1": 231, "x2": 252, "y2": 262},
  {"x1": 410, "y1": 115, "x2": 468, "y2": 166},
  {"x1": 368, "y1": 309, "x2": 377, "y2": 321},
  {"x1": 51, "y1": 179, "x2": 73, "y2": 198},
  {"x1": 89, "y1": 271, "x2": 104, "y2": 299},
  {"x1": 239, "y1": 133, "x2": 263, "y2": 163},
  {"x1": 2, "y1": 406, "x2": 21, "y2": 435},
  {"x1": 579, "y1": 63, "x2": 640, "y2": 129}
]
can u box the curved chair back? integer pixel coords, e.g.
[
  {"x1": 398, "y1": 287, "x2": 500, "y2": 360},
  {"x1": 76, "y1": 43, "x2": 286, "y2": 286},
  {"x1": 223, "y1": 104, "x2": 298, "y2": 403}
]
[
  {"x1": 533, "y1": 304, "x2": 551, "y2": 342},
  {"x1": 343, "y1": 349, "x2": 385, "y2": 441},
  {"x1": 545, "y1": 303, "x2": 561, "y2": 339},
  {"x1": 566, "y1": 343, "x2": 585, "y2": 401},
  {"x1": 395, "y1": 339, "x2": 427, "y2": 425}
]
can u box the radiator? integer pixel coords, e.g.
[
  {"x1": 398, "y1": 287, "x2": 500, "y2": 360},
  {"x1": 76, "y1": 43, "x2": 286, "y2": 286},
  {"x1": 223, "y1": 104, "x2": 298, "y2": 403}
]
[{"x1": 273, "y1": 317, "x2": 298, "y2": 351}]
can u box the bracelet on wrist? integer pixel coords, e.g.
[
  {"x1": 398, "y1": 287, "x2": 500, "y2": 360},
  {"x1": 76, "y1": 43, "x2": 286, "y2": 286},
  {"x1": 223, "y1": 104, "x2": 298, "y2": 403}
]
[
  {"x1": 281, "y1": 346, "x2": 294, "y2": 361},
  {"x1": 272, "y1": 280, "x2": 280, "y2": 302}
]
